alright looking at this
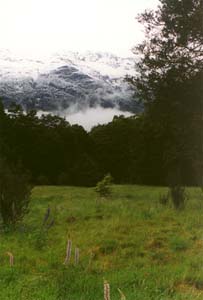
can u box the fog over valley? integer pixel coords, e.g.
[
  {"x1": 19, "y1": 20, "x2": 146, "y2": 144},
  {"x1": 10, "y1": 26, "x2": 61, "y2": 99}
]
[
  {"x1": 37, "y1": 106, "x2": 133, "y2": 131},
  {"x1": 0, "y1": 49, "x2": 140, "y2": 128}
]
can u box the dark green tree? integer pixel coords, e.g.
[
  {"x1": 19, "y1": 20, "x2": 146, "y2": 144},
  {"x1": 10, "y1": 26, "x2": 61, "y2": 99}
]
[
  {"x1": 128, "y1": 0, "x2": 203, "y2": 186},
  {"x1": 0, "y1": 159, "x2": 31, "y2": 226}
]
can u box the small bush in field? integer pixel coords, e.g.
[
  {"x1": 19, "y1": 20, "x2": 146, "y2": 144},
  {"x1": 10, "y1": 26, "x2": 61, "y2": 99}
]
[
  {"x1": 159, "y1": 192, "x2": 169, "y2": 206},
  {"x1": 95, "y1": 174, "x2": 113, "y2": 198},
  {"x1": 170, "y1": 185, "x2": 187, "y2": 210},
  {"x1": 0, "y1": 159, "x2": 31, "y2": 226}
]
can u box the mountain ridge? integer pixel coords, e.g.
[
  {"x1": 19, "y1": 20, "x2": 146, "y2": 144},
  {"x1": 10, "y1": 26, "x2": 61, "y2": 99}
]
[{"x1": 0, "y1": 50, "x2": 140, "y2": 113}]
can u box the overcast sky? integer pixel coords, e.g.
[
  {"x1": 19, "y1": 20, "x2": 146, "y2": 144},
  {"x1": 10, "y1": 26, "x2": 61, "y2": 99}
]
[{"x1": 0, "y1": 0, "x2": 159, "y2": 57}]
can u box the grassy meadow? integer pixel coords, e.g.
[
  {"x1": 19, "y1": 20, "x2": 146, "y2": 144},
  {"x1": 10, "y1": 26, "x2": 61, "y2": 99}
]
[{"x1": 1, "y1": 185, "x2": 203, "y2": 300}]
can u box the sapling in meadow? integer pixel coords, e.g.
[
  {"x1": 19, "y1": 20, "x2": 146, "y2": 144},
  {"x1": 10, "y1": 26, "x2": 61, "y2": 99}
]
[{"x1": 95, "y1": 174, "x2": 113, "y2": 198}]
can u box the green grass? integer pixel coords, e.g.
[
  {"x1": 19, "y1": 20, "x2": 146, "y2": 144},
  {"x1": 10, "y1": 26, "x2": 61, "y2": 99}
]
[{"x1": 0, "y1": 185, "x2": 203, "y2": 299}]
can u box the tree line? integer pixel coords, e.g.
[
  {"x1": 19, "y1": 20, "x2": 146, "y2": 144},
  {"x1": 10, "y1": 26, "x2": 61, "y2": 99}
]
[{"x1": 0, "y1": 99, "x2": 202, "y2": 187}]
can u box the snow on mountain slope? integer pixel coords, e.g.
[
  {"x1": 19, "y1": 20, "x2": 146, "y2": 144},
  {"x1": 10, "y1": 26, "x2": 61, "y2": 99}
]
[
  {"x1": 0, "y1": 50, "x2": 140, "y2": 122},
  {"x1": 0, "y1": 49, "x2": 135, "y2": 79}
]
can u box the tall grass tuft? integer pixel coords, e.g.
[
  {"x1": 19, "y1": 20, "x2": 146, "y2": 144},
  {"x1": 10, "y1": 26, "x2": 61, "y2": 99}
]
[
  {"x1": 64, "y1": 240, "x2": 72, "y2": 264},
  {"x1": 42, "y1": 206, "x2": 54, "y2": 229},
  {"x1": 118, "y1": 288, "x2": 126, "y2": 300},
  {"x1": 104, "y1": 280, "x2": 110, "y2": 300},
  {"x1": 43, "y1": 206, "x2": 50, "y2": 226},
  {"x1": 6, "y1": 252, "x2": 14, "y2": 266},
  {"x1": 74, "y1": 247, "x2": 79, "y2": 265}
]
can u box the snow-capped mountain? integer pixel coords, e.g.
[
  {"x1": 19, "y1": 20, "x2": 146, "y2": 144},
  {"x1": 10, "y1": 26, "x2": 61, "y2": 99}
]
[{"x1": 0, "y1": 49, "x2": 139, "y2": 113}]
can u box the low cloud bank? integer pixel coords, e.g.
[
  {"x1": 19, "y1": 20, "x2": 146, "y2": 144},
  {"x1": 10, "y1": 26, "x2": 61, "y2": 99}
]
[
  {"x1": 37, "y1": 106, "x2": 133, "y2": 131},
  {"x1": 63, "y1": 107, "x2": 133, "y2": 131}
]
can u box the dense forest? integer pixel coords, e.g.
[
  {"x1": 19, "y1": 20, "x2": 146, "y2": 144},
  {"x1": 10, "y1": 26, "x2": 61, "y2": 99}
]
[{"x1": 0, "y1": 98, "x2": 202, "y2": 187}]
